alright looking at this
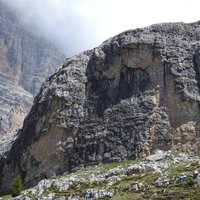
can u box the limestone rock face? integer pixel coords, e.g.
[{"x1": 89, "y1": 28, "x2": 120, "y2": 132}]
[
  {"x1": 1, "y1": 21, "x2": 200, "y2": 192},
  {"x1": 0, "y1": 76, "x2": 32, "y2": 135},
  {"x1": 0, "y1": 0, "x2": 65, "y2": 136}
]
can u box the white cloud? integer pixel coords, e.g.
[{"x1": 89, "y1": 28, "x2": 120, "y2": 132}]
[{"x1": 3, "y1": 0, "x2": 200, "y2": 56}]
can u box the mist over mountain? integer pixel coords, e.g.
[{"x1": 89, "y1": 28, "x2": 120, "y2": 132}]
[
  {"x1": 3, "y1": 0, "x2": 104, "y2": 56},
  {"x1": 0, "y1": 0, "x2": 65, "y2": 136},
  {"x1": 3, "y1": 0, "x2": 200, "y2": 57}
]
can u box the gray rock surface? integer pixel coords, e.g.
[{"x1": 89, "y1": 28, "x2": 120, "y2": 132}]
[
  {"x1": 83, "y1": 189, "x2": 113, "y2": 200},
  {"x1": 155, "y1": 177, "x2": 170, "y2": 187},
  {"x1": 1, "y1": 21, "x2": 200, "y2": 192},
  {"x1": 175, "y1": 173, "x2": 189, "y2": 185},
  {"x1": 0, "y1": 76, "x2": 32, "y2": 136},
  {"x1": 0, "y1": 0, "x2": 65, "y2": 136},
  {"x1": 128, "y1": 182, "x2": 144, "y2": 191}
]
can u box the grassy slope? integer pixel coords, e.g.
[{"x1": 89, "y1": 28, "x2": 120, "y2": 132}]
[{"x1": 1, "y1": 154, "x2": 200, "y2": 200}]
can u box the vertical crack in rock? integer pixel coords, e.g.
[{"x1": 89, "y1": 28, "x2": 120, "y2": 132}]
[
  {"x1": 193, "y1": 50, "x2": 200, "y2": 98},
  {"x1": 118, "y1": 66, "x2": 150, "y2": 100}
]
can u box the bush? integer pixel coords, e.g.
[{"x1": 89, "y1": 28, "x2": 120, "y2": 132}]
[
  {"x1": 186, "y1": 176, "x2": 196, "y2": 187},
  {"x1": 11, "y1": 176, "x2": 23, "y2": 197}
]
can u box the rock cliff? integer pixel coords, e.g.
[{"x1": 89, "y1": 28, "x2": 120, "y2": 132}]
[
  {"x1": 1, "y1": 21, "x2": 200, "y2": 192},
  {"x1": 0, "y1": 0, "x2": 65, "y2": 136}
]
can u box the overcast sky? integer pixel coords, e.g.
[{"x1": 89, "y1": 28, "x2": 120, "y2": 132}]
[{"x1": 3, "y1": 0, "x2": 200, "y2": 56}]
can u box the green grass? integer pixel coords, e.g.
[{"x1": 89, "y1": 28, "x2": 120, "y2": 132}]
[
  {"x1": 110, "y1": 184, "x2": 200, "y2": 200},
  {"x1": 98, "y1": 159, "x2": 142, "y2": 172},
  {"x1": 67, "y1": 158, "x2": 142, "y2": 179},
  {"x1": 1, "y1": 155, "x2": 200, "y2": 199},
  {"x1": 167, "y1": 161, "x2": 200, "y2": 179},
  {"x1": 1, "y1": 194, "x2": 12, "y2": 200},
  {"x1": 110, "y1": 192, "x2": 143, "y2": 200}
]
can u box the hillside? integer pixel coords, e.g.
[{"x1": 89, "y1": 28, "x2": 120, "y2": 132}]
[{"x1": 2, "y1": 151, "x2": 200, "y2": 199}]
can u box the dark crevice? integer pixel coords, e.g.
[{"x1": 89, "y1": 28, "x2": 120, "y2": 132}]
[
  {"x1": 87, "y1": 65, "x2": 150, "y2": 116},
  {"x1": 163, "y1": 63, "x2": 168, "y2": 92},
  {"x1": 193, "y1": 53, "x2": 200, "y2": 95},
  {"x1": 118, "y1": 66, "x2": 150, "y2": 100},
  {"x1": 193, "y1": 52, "x2": 200, "y2": 113}
]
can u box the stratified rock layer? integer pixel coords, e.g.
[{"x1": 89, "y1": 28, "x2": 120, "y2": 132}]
[
  {"x1": 0, "y1": 76, "x2": 32, "y2": 135},
  {"x1": 0, "y1": 0, "x2": 65, "y2": 136},
  {"x1": 1, "y1": 21, "x2": 200, "y2": 192}
]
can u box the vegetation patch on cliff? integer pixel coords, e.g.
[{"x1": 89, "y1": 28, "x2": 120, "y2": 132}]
[{"x1": 1, "y1": 151, "x2": 200, "y2": 200}]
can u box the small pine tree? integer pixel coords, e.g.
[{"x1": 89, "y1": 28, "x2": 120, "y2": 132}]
[
  {"x1": 186, "y1": 176, "x2": 196, "y2": 187},
  {"x1": 11, "y1": 176, "x2": 23, "y2": 197}
]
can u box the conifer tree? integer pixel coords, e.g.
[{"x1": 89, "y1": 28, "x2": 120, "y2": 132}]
[{"x1": 11, "y1": 176, "x2": 23, "y2": 197}]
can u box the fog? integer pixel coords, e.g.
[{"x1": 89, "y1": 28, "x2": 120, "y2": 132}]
[{"x1": 3, "y1": 0, "x2": 200, "y2": 56}]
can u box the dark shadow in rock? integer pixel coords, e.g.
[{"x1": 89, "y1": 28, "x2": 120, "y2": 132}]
[{"x1": 86, "y1": 64, "x2": 150, "y2": 116}]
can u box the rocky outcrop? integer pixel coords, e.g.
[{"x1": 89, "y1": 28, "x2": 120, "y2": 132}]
[
  {"x1": 0, "y1": 0, "x2": 65, "y2": 136},
  {"x1": 1, "y1": 21, "x2": 200, "y2": 192},
  {"x1": 7, "y1": 151, "x2": 200, "y2": 199}
]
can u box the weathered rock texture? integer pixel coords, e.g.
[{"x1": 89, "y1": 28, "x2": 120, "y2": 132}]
[
  {"x1": 0, "y1": 0, "x2": 65, "y2": 136},
  {"x1": 0, "y1": 76, "x2": 32, "y2": 135},
  {"x1": 1, "y1": 21, "x2": 200, "y2": 192}
]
